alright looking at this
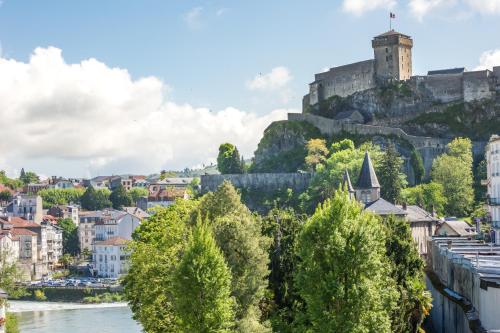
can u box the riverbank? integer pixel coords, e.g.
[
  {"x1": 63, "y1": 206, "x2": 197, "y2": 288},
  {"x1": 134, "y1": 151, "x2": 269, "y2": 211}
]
[{"x1": 8, "y1": 300, "x2": 129, "y2": 313}]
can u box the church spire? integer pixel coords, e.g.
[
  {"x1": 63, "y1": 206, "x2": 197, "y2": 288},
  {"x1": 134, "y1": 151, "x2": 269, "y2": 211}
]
[{"x1": 356, "y1": 152, "x2": 380, "y2": 189}]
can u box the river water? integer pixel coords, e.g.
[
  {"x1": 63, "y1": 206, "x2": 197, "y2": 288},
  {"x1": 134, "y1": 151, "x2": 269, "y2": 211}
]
[{"x1": 9, "y1": 301, "x2": 143, "y2": 333}]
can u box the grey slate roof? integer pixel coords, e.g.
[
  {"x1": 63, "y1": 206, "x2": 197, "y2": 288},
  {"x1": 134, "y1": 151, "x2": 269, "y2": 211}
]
[
  {"x1": 396, "y1": 205, "x2": 439, "y2": 223},
  {"x1": 375, "y1": 30, "x2": 411, "y2": 38},
  {"x1": 364, "y1": 198, "x2": 407, "y2": 216},
  {"x1": 356, "y1": 152, "x2": 380, "y2": 189},
  {"x1": 342, "y1": 170, "x2": 354, "y2": 193},
  {"x1": 427, "y1": 67, "x2": 465, "y2": 75}
]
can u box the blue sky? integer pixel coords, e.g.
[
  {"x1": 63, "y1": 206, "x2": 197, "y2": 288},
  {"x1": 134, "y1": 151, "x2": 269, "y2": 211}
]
[{"x1": 0, "y1": 0, "x2": 499, "y2": 177}]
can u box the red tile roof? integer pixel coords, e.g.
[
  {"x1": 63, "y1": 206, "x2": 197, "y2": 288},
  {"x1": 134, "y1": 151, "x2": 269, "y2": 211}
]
[
  {"x1": 11, "y1": 228, "x2": 37, "y2": 236},
  {"x1": 0, "y1": 217, "x2": 40, "y2": 228}
]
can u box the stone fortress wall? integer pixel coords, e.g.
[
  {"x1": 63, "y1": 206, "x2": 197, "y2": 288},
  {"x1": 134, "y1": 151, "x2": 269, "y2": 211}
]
[
  {"x1": 309, "y1": 60, "x2": 376, "y2": 104},
  {"x1": 200, "y1": 173, "x2": 312, "y2": 194},
  {"x1": 306, "y1": 29, "x2": 500, "y2": 107}
]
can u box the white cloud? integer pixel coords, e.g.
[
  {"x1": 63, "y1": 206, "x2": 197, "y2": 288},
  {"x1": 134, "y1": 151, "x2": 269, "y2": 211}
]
[
  {"x1": 464, "y1": 0, "x2": 500, "y2": 14},
  {"x1": 0, "y1": 47, "x2": 292, "y2": 177},
  {"x1": 342, "y1": 0, "x2": 396, "y2": 15},
  {"x1": 246, "y1": 67, "x2": 292, "y2": 91},
  {"x1": 408, "y1": 0, "x2": 456, "y2": 21},
  {"x1": 475, "y1": 49, "x2": 500, "y2": 70},
  {"x1": 184, "y1": 7, "x2": 203, "y2": 29}
]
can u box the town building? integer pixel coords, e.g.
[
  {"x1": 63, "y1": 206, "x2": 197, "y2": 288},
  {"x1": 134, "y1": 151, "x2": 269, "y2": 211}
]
[
  {"x1": 345, "y1": 151, "x2": 439, "y2": 255},
  {"x1": 5, "y1": 195, "x2": 43, "y2": 224},
  {"x1": 47, "y1": 204, "x2": 79, "y2": 226},
  {"x1": 435, "y1": 218, "x2": 477, "y2": 237},
  {"x1": 426, "y1": 237, "x2": 500, "y2": 332},
  {"x1": 485, "y1": 135, "x2": 500, "y2": 243},
  {"x1": 92, "y1": 237, "x2": 130, "y2": 278}
]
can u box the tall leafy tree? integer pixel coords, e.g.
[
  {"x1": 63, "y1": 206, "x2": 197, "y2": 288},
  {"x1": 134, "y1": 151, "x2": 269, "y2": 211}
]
[
  {"x1": 382, "y1": 215, "x2": 432, "y2": 332},
  {"x1": 431, "y1": 137, "x2": 474, "y2": 216},
  {"x1": 123, "y1": 200, "x2": 197, "y2": 333},
  {"x1": 38, "y1": 188, "x2": 84, "y2": 208},
  {"x1": 402, "y1": 182, "x2": 447, "y2": 216},
  {"x1": 217, "y1": 143, "x2": 244, "y2": 174},
  {"x1": 196, "y1": 181, "x2": 271, "y2": 332},
  {"x1": 0, "y1": 190, "x2": 13, "y2": 204},
  {"x1": 58, "y1": 218, "x2": 79, "y2": 255},
  {"x1": 173, "y1": 222, "x2": 235, "y2": 332},
  {"x1": 19, "y1": 170, "x2": 39, "y2": 185},
  {"x1": 305, "y1": 138, "x2": 329, "y2": 171},
  {"x1": 295, "y1": 191, "x2": 397, "y2": 332},
  {"x1": 109, "y1": 184, "x2": 133, "y2": 209},
  {"x1": 262, "y1": 208, "x2": 304, "y2": 331},
  {"x1": 410, "y1": 149, "x2": 425, "y2": 185},
  {"x1": 80, "y1": 186, "x2": 111, "y2": 210},
  {"x1": 129, "y1": 187, "x2": 149, "y2": 204},
  {"x1": 378, "y1": 143, "x2": 407, "y2": 203}
]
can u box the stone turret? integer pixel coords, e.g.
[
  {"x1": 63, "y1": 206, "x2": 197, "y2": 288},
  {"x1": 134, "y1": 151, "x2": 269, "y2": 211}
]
[
  {"x1": 355, "y1": 152, "x2": 380, "y2": 204},
  {"x1": 372, "y1": 30, "x2": 413, "y2": 82},
  {"x1": 342, "y1": 169, "x2": 355, "y2": 199}
]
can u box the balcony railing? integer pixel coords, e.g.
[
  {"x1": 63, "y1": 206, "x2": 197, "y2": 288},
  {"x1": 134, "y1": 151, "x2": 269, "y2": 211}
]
[{"x1": 488, "y1": 198, "x2": 500, "y2": 205}]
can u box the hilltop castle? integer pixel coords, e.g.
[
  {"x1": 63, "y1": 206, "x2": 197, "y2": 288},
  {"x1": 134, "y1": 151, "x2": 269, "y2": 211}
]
[{"x1": 304, "y1": 30, "x2": 500, "y2": 108}]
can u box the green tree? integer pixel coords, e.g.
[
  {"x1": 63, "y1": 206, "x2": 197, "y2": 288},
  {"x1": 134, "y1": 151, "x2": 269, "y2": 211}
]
[
  {"x1": 173, "y1": 222, "x2": 235, "y2": 332},
  {"x1": 6, "y1": 313, "x2": 20, "y2": 333},
  {"x1": 410, "y1": 149, "x2": 425, "y2": 185},
  {"x1": 20, "y1": 170, "x2": 39, "y2": 185},
  {"x1": 0, "y1": 171, "x2": 23, "y2": 189},
  {"x1": 382, "y1": 215, "x2": 432, "y2": 332},
  {"x1": 308, "y1": 140, "x2": 382, "y2": 202},
  {"x1": 401, "y1": 182, "x2": 447, "y2": 216},
  {"x1": 123, "y1": 200, "x2": 197, "y2": 333},
  {"x1": 109, "y1": 184, "x2": 133, "y2": 209},
  {"x1": 38, "y1": 188, "x2": 84, "y2": 208},
  {"x1": 197, "y1": 181, "x2": 271, "y2": 332},
  {"x1": 217, "y1": 143, "x2": 244, "y2": 174},
  {"x1": 378, "y1": 144, "x2": 407, "y2": 203},
  {"x1": 81, "y1": 186, "x2": 112, "y2": 210},
  {"x1": 58, "y1": 218, "x2": 79, "y2": 255},
  {"x1": 431, "y1": 137, "x2": 474, "y2": 216},
  {"x1": 129, "y1": 187, "x2": 149, "y2": 203},
  {"x1": 262, "y1": 208, "x2": 304, "y2": 331},
  {"x1": 305, "y1": 138, "x2": 329, "y2": 171},
  {"x1": 295, "y1": 191, "x2": 397, "y2": 332},
  {"x1": 0, "y1": 190, "x2": 12, "y2": 204}
]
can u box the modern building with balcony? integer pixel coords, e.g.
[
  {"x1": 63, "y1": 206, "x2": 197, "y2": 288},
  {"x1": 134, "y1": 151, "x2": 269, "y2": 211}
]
[{"x1": 485, "y1": 135, "x2": 500, "y2": 242}]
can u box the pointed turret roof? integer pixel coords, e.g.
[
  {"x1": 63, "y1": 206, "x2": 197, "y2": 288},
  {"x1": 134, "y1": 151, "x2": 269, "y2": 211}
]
[
  {"x1": 342, "y1": 169, "x2": 354, "y2": 193},
  {"x1": 356, "y1": 152, "x2": 380, "y2": 189}
]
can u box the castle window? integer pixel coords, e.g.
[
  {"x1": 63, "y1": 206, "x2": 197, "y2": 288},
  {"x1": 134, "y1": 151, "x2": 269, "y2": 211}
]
[{"x1": 385, "y1": 47, "x2": 388, "y2": 53}]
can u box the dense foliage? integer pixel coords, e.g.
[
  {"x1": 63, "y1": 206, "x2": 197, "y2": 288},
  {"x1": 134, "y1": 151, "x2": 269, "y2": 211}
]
[
  {"x1": 410, "y1": 149, "x2": 425, "y2": 185},
  {"x1": 304, "y1": 138, "x2": 328, "y2": 171},
  {"x1": 217, "y1": 143, "x2": 244, "y2": 174},
  {"x1": 172, "y1": 222, "x2": 235, "y2": 332},
  {"x1": 80, "y1": 186, "x2": 112, "y2": 210},
  {"x1": 295, "y1": 191, "x2": 397, "y2": 332},
  {"x1": 38, "y1": 188, "x2": 84, "y2": 208},
  {"x1": 58, "y1": 218, "x2": 80, "y2": 255},
  {"x1": 378, "y1": 143, "x2": 407, "y2": 203},
  {"x1": 431, "y1": 137, "x2": 474, "y2": 216},
  {"x1": 109, "y1": 184, "x2": 133, "y2": 209},
  {"x1": 19, "y1": 168, "x2": 39, "y2": 185},
  {"x1": 402, "y1": 182, "x2": 447, "y2": 216},
  {"x1": 128, "y1": 187, "x2": 149, "y2": 203}
]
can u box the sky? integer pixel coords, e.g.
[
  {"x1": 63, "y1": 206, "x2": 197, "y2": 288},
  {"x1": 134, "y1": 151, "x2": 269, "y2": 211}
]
[{"x1": 0, "y1": 0, "x2": 500, "y2": 178}]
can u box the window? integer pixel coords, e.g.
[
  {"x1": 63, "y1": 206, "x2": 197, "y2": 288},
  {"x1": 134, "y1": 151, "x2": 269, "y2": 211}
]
[{"x1": 385, "y1": 47, "x2": 388, "y2": 53}]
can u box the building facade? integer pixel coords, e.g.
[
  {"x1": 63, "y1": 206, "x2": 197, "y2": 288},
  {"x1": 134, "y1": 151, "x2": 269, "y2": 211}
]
[
  {"x1": 485, "y1": 135, "x2": 500, "y2": 243},
  {"x1": 93, "y1": 237, "x2": 130, "y2": 278}
]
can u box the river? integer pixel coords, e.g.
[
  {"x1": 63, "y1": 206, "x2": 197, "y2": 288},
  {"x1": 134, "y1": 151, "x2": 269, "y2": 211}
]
[{"x1": 9, "y1": 301, "x2": 143, "y2": 333}]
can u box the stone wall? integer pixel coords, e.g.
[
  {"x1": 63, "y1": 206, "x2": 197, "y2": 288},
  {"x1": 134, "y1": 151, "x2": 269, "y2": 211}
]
[
  {"x1": 310, "y1": 60, "x2": 376, "y2": 103},
  {"x1": 288, "y1": 113, "x2": 449, "y2": 177},
  {"x1": 200, "y1": 173, "x2": 312, "y2": 194},
  {"x1": 417, "y1": 73, "x2": 464, "y2": 103},
  {"x1": 463, "y1": 71, "x2": 495, "y2": 102}
]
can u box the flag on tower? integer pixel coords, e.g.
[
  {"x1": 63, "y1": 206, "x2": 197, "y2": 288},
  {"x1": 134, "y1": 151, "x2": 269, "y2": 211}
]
[{"x1": 390, "y1": 12, "x2": 396, "y2": 18}]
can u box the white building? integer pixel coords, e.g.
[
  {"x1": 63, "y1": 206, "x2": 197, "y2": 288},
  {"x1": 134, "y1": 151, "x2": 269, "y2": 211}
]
[
  {"x1": 6, "y1": 195, "x2": 43, "y2": 224},
  {"x1": 94, "y1": 211, "x2": 141, "y2": 242},
  {"x1": 485, "y1": 135, "x2": 500, "y2": 243},
  {"x1": 93, "y1": 237, "x2": 130, "y2": 278}
]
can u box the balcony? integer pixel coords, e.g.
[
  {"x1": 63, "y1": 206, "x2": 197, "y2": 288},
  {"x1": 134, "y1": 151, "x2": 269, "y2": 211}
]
[{"x1": 488, "y1": 197, "x2": 500, "y2": 206}]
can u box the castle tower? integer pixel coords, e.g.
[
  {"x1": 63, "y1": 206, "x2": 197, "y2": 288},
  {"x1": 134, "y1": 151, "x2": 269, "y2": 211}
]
[
  {"x1": 355, "y1": 152, "x2": 380, "y2": 204},
  {"x1": 372, "y1": 30, "x2": 413, "y2": 82}
]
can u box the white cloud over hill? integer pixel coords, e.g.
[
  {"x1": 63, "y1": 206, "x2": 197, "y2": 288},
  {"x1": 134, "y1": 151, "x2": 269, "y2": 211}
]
[{"x1": 0, "y1": 47, "x2": 292, "y2": 177}]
